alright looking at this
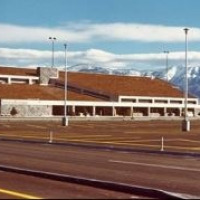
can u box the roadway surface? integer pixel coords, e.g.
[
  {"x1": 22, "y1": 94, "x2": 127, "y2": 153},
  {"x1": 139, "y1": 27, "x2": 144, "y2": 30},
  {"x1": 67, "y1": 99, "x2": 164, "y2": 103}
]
[
  {"x1": 0, "y1": 170, "x2": 135, "y2": 199},
  {"x1": 0, "y1": 140, "x2": 200, "y2": 199},
  {"x1": 0, "y1": 120, "x2": 200, "y2": 199}
]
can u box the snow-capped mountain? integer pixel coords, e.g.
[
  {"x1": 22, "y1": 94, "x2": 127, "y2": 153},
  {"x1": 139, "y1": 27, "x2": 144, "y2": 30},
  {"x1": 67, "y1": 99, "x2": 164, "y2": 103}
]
[
  {"x1": 68, "y1": 64, "x2": 142, "y2": 76},
  {"x1": 68, "y1": 64, "x2": 200, "y2": 98},
  {"x1": 151, "y1": 65, "x2": 200, "y2": 98}
]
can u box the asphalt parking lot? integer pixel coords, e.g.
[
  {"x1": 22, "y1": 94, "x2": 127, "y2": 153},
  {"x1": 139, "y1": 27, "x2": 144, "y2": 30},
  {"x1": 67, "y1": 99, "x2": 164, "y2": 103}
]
[
  {"x1": 0, "y1": 120, "x2": 200, "y2": 153},
  {"x1": 0, "y1": 119, "x2": 200, "y2": 199}
]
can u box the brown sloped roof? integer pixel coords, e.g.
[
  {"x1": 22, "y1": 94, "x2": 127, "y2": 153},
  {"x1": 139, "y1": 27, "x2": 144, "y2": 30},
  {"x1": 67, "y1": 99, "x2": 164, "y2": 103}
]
[
  {"x1": 0, "y1": 67, "x2": 101, "y2": 101},
  {"x1": 0, "y1": 84, "x2": 101, "y2": 101},
  {"x1": 0, "y1": 66, "x2": 37, "y2": 76},
  {"x1": 0, "y1": 66, "x2": 185, "y2": 100},
  {"x1": 60, "y1": 71, "x2": 184, "y2": 98}
]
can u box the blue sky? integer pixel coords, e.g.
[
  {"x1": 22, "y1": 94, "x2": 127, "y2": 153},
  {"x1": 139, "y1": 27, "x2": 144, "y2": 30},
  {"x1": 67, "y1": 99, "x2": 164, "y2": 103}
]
[{"x1": 1, "y1": 0, "x2": 200, "y2": 70}]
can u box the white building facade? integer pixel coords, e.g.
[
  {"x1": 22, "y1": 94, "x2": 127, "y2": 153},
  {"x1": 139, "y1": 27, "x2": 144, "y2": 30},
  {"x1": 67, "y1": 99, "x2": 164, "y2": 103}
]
[{"x1": 0, "y1": 67, "x2": 200, "y2": 119}]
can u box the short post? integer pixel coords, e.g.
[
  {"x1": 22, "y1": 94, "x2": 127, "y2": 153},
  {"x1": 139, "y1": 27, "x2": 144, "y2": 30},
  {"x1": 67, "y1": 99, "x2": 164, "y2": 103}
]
[
  {"x1": 161, "y1": 137, "x2": 164, "y2": 151},
  {"x1": 49, "y1": 131, "x2": 53, "y2": 143}
]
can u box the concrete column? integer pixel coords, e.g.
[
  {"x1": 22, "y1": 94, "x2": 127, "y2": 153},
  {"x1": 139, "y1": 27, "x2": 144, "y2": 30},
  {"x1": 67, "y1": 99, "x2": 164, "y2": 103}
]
[
  {"x1": 180, "y1": 108, "x2": 184, "y2": 117},
  {"x1": 112, "y1": 107, "x2": 116, "y2": 116},
  {"x1": 72, "y1": 105, "x2": 75, "y2": 116},
  {"x1": 29, "y1": 78, "x2": 33, "y2": 85},
  {"x1": 147, "y1": 107, "x2": 151, "y2": 116},
  {"x1": 179, "y1": 108, "x2": 182, "y2": 116},
  {"x1": 164, "y1": 107, "x2": 167, "y2": 116},
  {"x1": 93, "y1": 106, "x2": 96, "y2": 116},
  {"x1": 130, "y1": 107, "x2": 133, "y2": 117},
  {"x1": 194, "y1": 108, "x2": 199, "y2": 117},
  {"x1": 8, "y1": 77, "x2": 11, "y2": 84}
]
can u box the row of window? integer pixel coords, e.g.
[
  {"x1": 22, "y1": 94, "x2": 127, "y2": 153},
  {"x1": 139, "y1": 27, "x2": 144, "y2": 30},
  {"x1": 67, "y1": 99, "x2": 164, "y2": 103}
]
[{"x1": 121, "y1": 98, "x2": 197, "y2": 105}]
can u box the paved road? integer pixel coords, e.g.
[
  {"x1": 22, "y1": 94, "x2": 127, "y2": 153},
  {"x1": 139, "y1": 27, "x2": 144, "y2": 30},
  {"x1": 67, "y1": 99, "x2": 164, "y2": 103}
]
[
  {"x1": 0, "y1": 141, "x2": 200, "y2": 198},
  {"x1": 0, "y1": 171, "x2": 135, "y2": 199}
]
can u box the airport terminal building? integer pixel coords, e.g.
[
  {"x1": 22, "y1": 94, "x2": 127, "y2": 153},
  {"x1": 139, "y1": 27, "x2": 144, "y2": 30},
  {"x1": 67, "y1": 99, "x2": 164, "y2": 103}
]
[{"x1": 0, "y1": 66, "x2": 200, "y2": 119}]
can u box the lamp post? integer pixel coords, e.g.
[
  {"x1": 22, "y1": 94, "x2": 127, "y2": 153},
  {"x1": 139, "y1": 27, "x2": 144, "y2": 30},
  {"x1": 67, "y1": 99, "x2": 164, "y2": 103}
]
[
  {"x1": 62, "y1": 43, "x2": 68, "y2": 126},
  {"x1": 163, "y1": 51, "x2": 170, "y2": 81},
  {"x1": 49, "y1": 37, "x2": 56, "y2": 68},
  {"x1": 182, "y1": 28, "x2": 190, "y2": 132}
]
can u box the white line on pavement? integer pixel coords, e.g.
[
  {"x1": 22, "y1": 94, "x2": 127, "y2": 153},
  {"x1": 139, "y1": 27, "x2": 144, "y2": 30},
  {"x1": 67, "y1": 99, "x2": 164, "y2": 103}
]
[{"x1": 109, "y1": 159, "x2": 200, "y2": 172}]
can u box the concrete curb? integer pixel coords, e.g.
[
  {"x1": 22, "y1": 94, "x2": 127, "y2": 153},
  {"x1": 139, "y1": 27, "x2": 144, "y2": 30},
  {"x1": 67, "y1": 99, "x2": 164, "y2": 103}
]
[
  {"x1": 55, "y1": 141, "x2": 200, "y2": 158},
  {"x1": 1, "y1": 137, "x2": 200, "y2": 158},
  {"x1": 0, "y1": 164, "x2": 190, "y2": 199},
  {"x1": 1, "y1": 116, "x2": 200, "y2": 122}
]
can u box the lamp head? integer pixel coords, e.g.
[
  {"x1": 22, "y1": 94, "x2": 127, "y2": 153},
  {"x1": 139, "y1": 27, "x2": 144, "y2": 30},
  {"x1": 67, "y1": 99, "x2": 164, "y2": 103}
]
[{"x1": 183, "y1": 28, "x2": 189, "y2": 34}]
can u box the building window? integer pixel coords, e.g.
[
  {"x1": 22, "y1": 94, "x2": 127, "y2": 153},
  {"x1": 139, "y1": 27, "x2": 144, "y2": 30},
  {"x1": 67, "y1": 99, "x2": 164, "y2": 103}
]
[
  {"x1": 170, "y1": 100, "x2": 183, "y2": 104},
  {"x1": 154, "y1": 100, "x2": 168, "y2": 104},
  {"x1": 121, "y1": 99, "x2": 136, "y2": 103},
  {"x1": 138, "y1": 99, "x2": 152, "y2": 103},
  {"x1": 188, "y1": 101, "x2": 197, "y2": 104}
]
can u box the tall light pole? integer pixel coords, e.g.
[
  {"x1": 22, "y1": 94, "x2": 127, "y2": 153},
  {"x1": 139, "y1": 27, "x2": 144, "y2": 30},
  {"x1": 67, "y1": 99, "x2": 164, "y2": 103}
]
[
  {"x1": 163, "y1": 50, "x2": 170, "y2": 81},
  {"x1": 49, "y1": 37, "x2": 56, "y2": 68},
  {"x1": 63, "y1": 43, "x2": 68, "y2": 126},
  {"x1": 182, "y1": 28, "x2": 190, "y2": 132}
]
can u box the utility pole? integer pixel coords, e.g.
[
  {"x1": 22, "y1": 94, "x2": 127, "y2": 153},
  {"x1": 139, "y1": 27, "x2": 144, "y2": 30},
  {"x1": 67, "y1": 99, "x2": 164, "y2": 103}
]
[
  {"x1": 182, "y1": 28, "x2": 190, "y2": 132},
  {"x1": 63, "y1": 43, "x2": 68, "y2": 126},
  {"x1": 49, "y1": 37, "x2": 56, "y2": 68}
]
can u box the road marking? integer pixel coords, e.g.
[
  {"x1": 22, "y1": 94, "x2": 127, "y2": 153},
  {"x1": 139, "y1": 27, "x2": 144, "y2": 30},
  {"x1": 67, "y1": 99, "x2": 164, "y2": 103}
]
[
  {"x1": 0, "y1": 188, "x2": 41, "y2": 199},
  {"x1": 115, "y1": 139, "x2": 161, "y2": 143},
  {"x1": 2, "y1": 124, "x2": 11, "y2": 128},
  {"x1": 178, "y1": 139, "x2": 200, "y2": 144},
  {"x1": 0, "y1": 133, "x2": 47, "y2": 140},
  {"x1": 1, "y1": 133, "x2": 200, "y2": 152},
  {"x1": 0, "y1": 133, "x2": 111, "y2": 139},
  {"x1": 65, "y1": 135, "x2": 112, "y2": 138},
  {"x1": 26, "y1": 124, "x2": 46, "y2": 129},
  {"x1": 71, "y1": 124, "x2": 95, "y2": 128},
  {"x1": 109, "y1": 160, "x2": 200, "y2": 173},
  {"x1": 64, "y1": 139, "x2": 200, "y2": 151},
  {"x1": 62, "y1": 139, "x2": 162, "y2": 148}
]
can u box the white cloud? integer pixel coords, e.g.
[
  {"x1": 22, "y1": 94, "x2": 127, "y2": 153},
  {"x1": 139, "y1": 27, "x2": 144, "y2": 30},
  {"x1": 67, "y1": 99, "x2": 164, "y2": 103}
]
[
  {"x1": 1, "y1": 22, "x2": 200, "y2": 44},
  {"x1": 0, "y1": 48, "x2": 50, "y2": 59},
  {"x1": 0, "y1": 23, "x2": 91, "y2": 43},
  {"x1": 1, "y1": 47, "x2": 200, "y2": 70}
]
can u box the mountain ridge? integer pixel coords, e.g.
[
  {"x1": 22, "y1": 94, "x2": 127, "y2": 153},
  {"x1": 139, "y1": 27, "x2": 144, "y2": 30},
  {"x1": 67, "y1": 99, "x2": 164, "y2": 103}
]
[{"x1": 67, "y1": 64, "x2": 200, "y2": 98}]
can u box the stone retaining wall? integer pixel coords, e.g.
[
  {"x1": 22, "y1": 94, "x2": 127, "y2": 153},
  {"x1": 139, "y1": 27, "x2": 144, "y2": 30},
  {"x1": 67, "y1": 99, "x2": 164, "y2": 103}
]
[{"x1": 1, "y1": 105, "x2": 52, "y2": 117}]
